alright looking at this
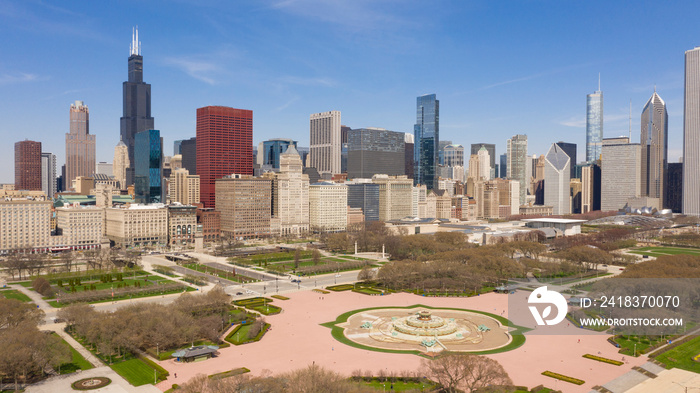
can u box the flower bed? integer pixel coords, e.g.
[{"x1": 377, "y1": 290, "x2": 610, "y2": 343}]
[
  {"x1": 583, "y1": 354, "x2": 623, "y2": 365},
  {"x1": 326, "y1": 284, "x2": 354, "y2": 291},
  {"x1": 271, "y1": 295, "x2": 289, "y2": 300},
  {"x1": 541, "y1": 371, "x2": 585, "y2": 385},
  {"x1": 72, "y1": 377, "x2": 111, "y2": 390}
]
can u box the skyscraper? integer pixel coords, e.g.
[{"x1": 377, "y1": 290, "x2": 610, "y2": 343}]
[
  {"x1": 347, "y1": 128, "x2": 405, "y2": 179},
  {"x1": 683, "y1": 47, "x2": 700, "y2": 215},
  {"x1": 173, "y1": 139, "x2": 184, "y2": 156},
  {"x1": 274, "y1": 145, "x2": 309, "y2": 235},
  {"x1": 414, "y1": 94, "x2": 439, "y2": 189},
  {"x1": 477, "y1": 146, "x2": 491, "y2": 180},
  {"x1": 506, "y1": 134, "x2": 527, "y2": 205},
  {"x1": 14, "y1": 140, "x2": 42, "y2": 191},
  {"x1": 404, "y1": 133, "x2": 414, "y2": 180},
  {"x1": 586, "y1": 79, "x2": 604, "y2": 162},
  {"x1": 197, "y1": 106, "x2": 253, "y2": 209},
  {"x1": 640, "y1": 91, "x2": 668, "y2": 205},
  {"x1": 134, "y1": 129, "x2": 164, "y2": 204},
  {"x1": 120, "y1": 27, "x2": 155, "y2": 187},
  {"x1": 544, "y1": 143, "x2": 571, "y2": 215},
  {"x1": 257, "y1": 138, "x2": 297, "y2": 170},
  {"x1": 667, "y1": 163, "x2": 682, "y2": 213},
  {"x1": 65, "y1": 101, "x2": 95, "y2": 189},
  {"x1": 41, "y1": 152, "x2": 56, "y2": 198},
  {"x1": 180, "y1": 137, "x2": 197, "y2": 175},
  {"x1": 113, "y1": 137, "x2": 129, "y2": 189},
  {"x1": 347, "y1": 182, "x2": 380, "y2": 222},
  {"x1": 470, "y1": 144, "x2": 496, "y2": 171},
  {"x1": 601, "y1": 137, "x2": 641, "y2": 211},
  {"x1": 309, "y1": 111, "x2": 341, "y2": 175},
  {"x1": 555, "y1": 141, "x2": 577, "y2": 179}
]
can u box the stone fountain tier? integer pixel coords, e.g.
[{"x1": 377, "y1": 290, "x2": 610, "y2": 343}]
[{"x1": 393, "y1": 311, "x2": 459, "y2": 336}]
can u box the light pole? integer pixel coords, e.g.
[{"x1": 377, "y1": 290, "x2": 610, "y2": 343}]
[{"x1": 633, "y1": 343, "x2": 636, "y2": 357}]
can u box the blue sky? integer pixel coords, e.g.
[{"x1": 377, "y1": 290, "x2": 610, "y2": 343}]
[{"x1": 1, "y1": 0, "x2": 698, "y2": 184}]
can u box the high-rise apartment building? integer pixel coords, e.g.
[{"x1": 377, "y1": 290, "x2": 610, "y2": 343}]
[
  {"x1": 641, "y1": 91, "x2": 668, "y2": 205},
  {"x1": 347, "y1": 182, "x2": 380, "y2": 222},
  {"x1": 14, "y1": 140, "x2": 42, "y2": 191},
  {"x1": 169, "y1": 168, "x2": 200, "y2": 205},
  {"x1": 215, "y1": 175, "x2": 271, "y2": 238},
  {"x1": 601, "y1": 137, "x2": 641, "y2": 211},
  {"x1": 120, "y1": 27, "x2": 155, "y2": 187},
  {"x1": 274, "y1": 146, "x2": 309, "y2": 236},
  {"x1": 555, "y1": 141, "x2": 577, "y2": 179},
  {"x1": 134, "y1": 129, "x2": 164, "y2": 204},
  {"x1": 414, "y1": 94, "x2": 439, "y2": 189},
  {"x1": 197, "y1": 106, "x2": 253, "y2": 209},
  {"x1": 347, "y1": 128, "x2": 405, "y2": 179},
  {"x1": 684, "y1": 47, "x2": 700, "y2": 215},
  {"x1": 65, "y1": 101, "x2": 95, "y2": 188},
  {"x1": 506, "y1": 134, "x2": 528, "y2": 205},
  {"x1": 544, "y1": 144, "x2": 571, "y2": 215},
  {"x1": 309, "y1": 182, "x2": 347, "y2": 232},
  {"x1": 309, "y1": 111, "x2": 341, "y2": 175},
  {"x1": 41, "y1": 152, "x2": 56, "y2": 198},
  {"x1": 113, "y1": 137, "x2": 129, "y2": 189},
  {"x1": 586, "y1": 82, "x2": 604, "y2": 162}
]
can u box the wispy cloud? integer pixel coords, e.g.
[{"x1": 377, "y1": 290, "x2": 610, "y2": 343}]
[
  {"x1": 0, "y1": 72, "x2": 39, "y2": 85},
  {"x1": 265, "y1": 0, "x2": 408, "y2": 31},
  {"x1": 275, "y1": 95, "x2": 300, "y2": 112},
  {"x1": 559, "y1": 116, "x2": 585, "y2": 128},
  {"x1": 163, "y1": 57, "x2": 221, "y2": 85},
  {"x1": 278, "y1": 76, "x2": 336, "y2": 87}
]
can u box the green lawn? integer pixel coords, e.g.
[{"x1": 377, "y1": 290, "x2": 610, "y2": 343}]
[
  {"x1": 47, "y1": 285, "x2": 195, "y2": 307},
  {"x1": 0, "y1": 289, "x2": 32, "y2": 302},
  {"x1": 363, "y1": 379, "x2": 437, "y2": 391},
  {"x1": 615, "y1": 335, "x2": 664, "y2": 356},
  {"x1": 110, "y1": 358, "x2": 165, "y2": 386},
  {"x1": 51, "y1": 333, "x2": 94, "y2": 374},
  {"x1": 655, "y1": 336, "x2": 700, "y2": 372},
  {"x1": 630, "y1": 246, "x2": 700, "y2": 257},
  {"x1": 183, "y1": 263, "x2": 256, "y2": 283}
]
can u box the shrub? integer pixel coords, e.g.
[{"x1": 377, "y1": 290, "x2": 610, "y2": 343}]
[
  {"x1": 32, "y1": 277, "x2": 54, "y2": 297},
  {"x1": 541, "y1": 371, "x2": 585, "y2": 385},
  {"x1": 583, "y1": 354, "x2": 623, "y2": 366}
]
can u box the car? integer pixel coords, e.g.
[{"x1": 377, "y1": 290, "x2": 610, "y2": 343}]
[
  {"x1": 619, "y1": 268, "x2": 625, "y2": 270},
  {"x1": 291, "y1": 279, "x2": 301, "y2": 283},
  {"x1": 335, "y1": 274, "x2": 341, "y2": 278},
  {"x1": 236, "y1": 292, "x2": 243, "y2": 295},
  {"x1": 602, "y1": 264, "x2": 608, "y2": 267}
]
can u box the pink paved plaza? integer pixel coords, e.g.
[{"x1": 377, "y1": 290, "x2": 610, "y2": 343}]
[{"x1": 155, "y1": 290, "x2": 647, "y2": 393}]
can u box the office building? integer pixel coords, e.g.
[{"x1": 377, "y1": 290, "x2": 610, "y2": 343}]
[
  {"x1": 544, "y1": 144, "x2": 571, "y2": 215},
  {"x1": 14, "y1": 140, "x2": 42, "y2": 191},
  {"x1": 442, "y1": 144, "x2": 464, "y2": 167},
  {"x1": 105, "y1": 204, "x2": 168, "y2": 248},
  {"x1": 169, "y1": 168, "x2": 200, "y2": 205},
  {"x1": 120, "y1": 27, "x2": 155, "y2": 187},
  {"x1": 96, "y1": 162, "x2": 113, "y2": 177},
  {"x1": 666, "y1": 162, "x2": 683, "y2": 213},
  {"x1": 580, "y1": 162, "x2": 602, "y2": 213},
  {"x1": 601, "y1": 137, "x2": 641, "y2": 211},
  {"x1": 471, "y1": 144, "x2": 496, "y2": 171},
  {"x1": 347, "y1": 128, "x2": 405, "y2": 179},
  {"x1": 53, "y1": 206, "x2": 105, "y2": 251},
  {"x1": 309, "y1": 182, "x2": 347, "y2": 232},
  {"x1": 113, "y1": 137, "x2": 129, "y2": 189},
  {"x1": 167, "y1": 204, "x2": 197, "y2": 246},
  {"x1": 475, "y1": 180, "x2": 500, "y2": 219},
  {"x1": 586, "y1": 82, "x2": 604, "y2": 162},
  {"x1": 404, "y1": 133, "x2": 414, "y2": 180},
  {"x1": 65, "y1": 101, "x2": 96, "y2": 188},
  {"x1": 0, "y1": 199, "x2": 51, "y2": 253},
  {"x1": 197, "y1": 106, "x2": 253, "y2": 209},
  {"x1": 257, "y1": 138, "x2": 298, "y2": 170},
  {"x1": 41, "y1": 152, "x2": 56, "y2": 199},
  {"x1": 477, "y1": 146, "x2": 491, "y2": 180},
  {"x1": 215, "y1": 175, "x2": 271, "y2": 238},
  {"x1": 641, "y1": 91, "x2": 668, "y2": 206},
  {"x1": 414, "y1": 94, "x2": 439, "y2": 189},
  {"x1": 180, "y1": 137, "x2": 197, "y2": 175},
  {"x1": 684, "y1": 47, "x2": 700, "y2": 215},
  {"x1": 273, "y1": 145, "x2": 309, "y2": 236},
  {"x1": 499, "y1": 154, "x2": 507, "y2": 178},
  {"x1": 134, "y1": 129, "x2": 164, "y2": 204},
  {"x1": 506, "y1": 134, "x2": 528, "y2": 204},
  {"x1": 173, "y1": 139, "x2": 184, "y2": 155},
  {"x1": 309, "y1": 111, "x2": 341, "y2": 175},
  {"x1": 372, "y1": 175, "x2": 413, "y2": 221},
  {"x1": 555, "y1": 141, "x2": 577, "y2": 178},
  {"x1": 347, "y1": 182, "x2": 380, "y2": 222}
]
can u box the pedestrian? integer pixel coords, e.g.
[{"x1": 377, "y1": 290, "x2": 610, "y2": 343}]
[
  {"x1": 175, "y1": 373, "x2": 177, "y2": 378},
  {"x1": 578, "y1": 339, "x2": 580, "y2": 343}
]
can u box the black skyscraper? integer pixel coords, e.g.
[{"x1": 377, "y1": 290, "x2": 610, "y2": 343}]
[
  {"x1": 120, "y1": 27, "x2": 154, "y2": 186},
  {"x1": 555, "y1": 141, "x2": 577, "y2": 179}
]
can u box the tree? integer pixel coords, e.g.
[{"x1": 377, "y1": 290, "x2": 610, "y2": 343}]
[
  {"x1": 422, "y1": 353, "x2": 513, "y2": 393},
  {"x1": 293, "y1": 248, "x2": 301, "y2": 269},
  {"x1": 60, "y1": 251, "x2": 75, "y2": 273},
  {"x1": 312, "y1": 249, "x2": 321, "y2": 266},
  {"x1": 357, "y1": 265, "x2": 375, "y2": 282}
]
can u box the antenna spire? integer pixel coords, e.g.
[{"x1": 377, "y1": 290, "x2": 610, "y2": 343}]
[
  {"x1": 629, "y1": 99, "x2": 632, "y2": 141},
  {"x1": 130, "y1": 26, "x2": 141, "y2": 56},
  {"x1": 598, "y1": 73, "x2": 601, "y2": 92}
]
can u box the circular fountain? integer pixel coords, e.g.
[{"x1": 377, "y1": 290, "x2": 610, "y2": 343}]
[{"x1": 393, "y1": 310, "x2": 458, "y2": 336}]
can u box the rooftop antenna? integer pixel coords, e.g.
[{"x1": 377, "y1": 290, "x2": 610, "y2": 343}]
[
  {"x1": 629, "y1": 99, "x2": 632, "y2": 141},
  {"x1": 598, "y1": 73, "x2": 601, "y2": 92},
  {"x1": 130, "y1": 26, "x2": 141, "y2": 56}
]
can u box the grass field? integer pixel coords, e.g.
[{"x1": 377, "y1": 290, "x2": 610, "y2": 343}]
[
  {"x1": 182, "y1": 263, "x2": 256, "y2": 283},
  {"x1": 615, "y1": 335, "x2": 665, "y2": 356},
  {"x1": 47, "y1": 285, "x2": 195, "y2": 307},
  {"x1": 655, "y1": 336, "x2": 700, "y2": 372},
  {"x1": 0, "y1": 289, "x2": 32, "y2": 302},
  {"x1": 110, "y1": 358, "x2": 165, "y2": 386},
  {"x1": 629, "y1": 246, "x2": 700, "y2": 258},
  {"x1": 363, "y1": 380, "x2": 436, "y2": 391},
  {"x1": 52, "y1": 333, "x2": 94, "y2": 374}
]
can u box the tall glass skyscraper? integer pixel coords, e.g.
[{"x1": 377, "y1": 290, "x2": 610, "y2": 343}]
[
  {"x1": 134, "y1": 129, "x2": 163, "y2": 204},
  {"x1": 414, "y1": 94, "x2": 439, "y2": 190},
  {"x1": 683, "y1": 47, "x2": 700, "y2": 216},
  {"x1": 640, "y1": 91, "x2": 668, "y2": 205},
  {"x1": 506, "y1": 134, "x2": 528, "y2": 205},
  {"x1": 586, "y1": 81, "x2": 604, "y2": 162}
]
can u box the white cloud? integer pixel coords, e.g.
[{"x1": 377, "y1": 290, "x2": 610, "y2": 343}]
[
  {"x1": 278, "y1": 75, "x2": 336, "y2": 87},
  {"x1": 0, "y1": 73, "x2": 39, "y2": 85},
  {"x1": 163, "y1": 57, "x2": 220, "y2": 85},
  {"x1": 559, "y1": 116, "x2": 585, "y2": 128}
]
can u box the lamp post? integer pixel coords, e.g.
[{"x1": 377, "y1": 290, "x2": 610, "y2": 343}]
[
  {"x1": 633, "y1": 343, "x2": 636, "y2": 357},
  {"x1": 156, "y1": 342, "x2": 159, "y2": 356}
]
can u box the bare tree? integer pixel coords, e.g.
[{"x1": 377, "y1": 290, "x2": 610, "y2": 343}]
[
  {"x1": 312, "y1": 249, "x2": 321, "y2": 266},
  {"x1": 421, "y1": 353, "x2": 513, "y2": 393},
  {"x1": 60, "y1": 251, "x2": 75, "y2": 273}
]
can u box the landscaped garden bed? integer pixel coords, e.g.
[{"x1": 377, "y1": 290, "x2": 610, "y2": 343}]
[
  {"x1": 209, "y1": 367, "x2": 251, "y2": 380},
  {"x1": 271, "y1": 294, "x2": 289, "y2": 300},
  {"x1": 224, "y1": 322, "x2": 270, "y2": 345},
  {"x1": 326, "y1": 284, "x2": 354, "y2": 291},
  {"x1": 583, "y1": 354, "x2": 623, "y2": 365},
  {"x1": 71, "y1": 377, "x2": 111, "y2": 390},
  {"x1": 541, "y1": 371, "x2": 585, "y2": 385}
]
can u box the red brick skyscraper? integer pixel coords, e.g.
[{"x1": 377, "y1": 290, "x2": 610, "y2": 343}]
[
  {"x1": 196, "y1": 106, "x2": 253, "y2": 208},
  {"x1": 15, "y1": 140, "x2": 42, "y2": 190}
]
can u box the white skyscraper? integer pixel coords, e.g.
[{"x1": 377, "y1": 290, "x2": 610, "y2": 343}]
[
  {"x1": 309, "y1": 111, "x2": 341, "y2": 175},
  {"x1": 544, "y1": 144, "x2": 571, "y2": 215},
  {"x1": 683, "y1": 47, "x2": 700, "y2": 215},
  {"x1": 477, "y1": 146, "x2": 491, "y2": 180}
]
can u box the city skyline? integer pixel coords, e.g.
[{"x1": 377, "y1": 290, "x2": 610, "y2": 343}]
[{"x1": 1, "y1": 1, "x2": 699, "y2": 183}]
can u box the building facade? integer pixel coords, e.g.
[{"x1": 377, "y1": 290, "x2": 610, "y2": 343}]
[
  {"x1": 404, "y1": 133, "x2": 414, "y2": 180},
  {"x1": 41, "y1": 152, "x2": 56, "y2": 199},
  {"x1": 372, "y1": 175, "x2": 413, "y2": 221},
  {"x1": 506, "y1": 134, "x2": 528, "y2": 205},
  {"x1": 180, "y1": 137, "x2": 197, "y2": 175},
  {"x1": 347, "y1": 128, "x2": 405, "y2": 179},
  {"x1": 309, "y1": 111, "x2": 342, "y2": 175},
  {"x1": 257, "y1": 138, "x2": 298, "y2": 170},
  {"x1": 544, "y1": 144, "x2": 572, "y2": 215},
  {"x1": 120, "y1": 27, "x2": 155, "y2": 187},
  {"x1": 168, "y1": 205, "x2": 197, "y2": 246},
  {"x1": 113, "y1": 137, "x2": 129, "y2": 189},
  {"x1": 309, "y1": 182, "x2": 347, "y2": 232},
  {"x1": 0, "y1": 200, "x2": 52, "y2": 253},
  {"x1": 586, "y1": 85, "x2": 604, "y2": 162},
  {"x1": 54, "y1": 206, "x2": 104, "y2": 250},
  {"x1": 15, "y1": 140, "x2": 42, "y2": 191},
  {"x1": 215, "y1": 175, "x2": 271, "y2": 238},
  {"x1": 347, "y1": 182, "x2": 380, "y2": 222},
  {"x1": 66, "y1": 101, "x2": 96, "y2": 188},
  {"x1": 580, "y1": 162, "x2": 602, "y2": 213},
  {"x1": 105, "y1": 204, "x2": 168, "y2": 247},
  {"x1": 274, "y1": 146, "x2": 309, "y2": 236},
  {"x1": 134, "y1": 129, "x2": 164, "y2": 204},
  {"x1": 640, "y1": 91, "x2": 669, "y2": 207},
  {"x1": 666, "y1": 162, "x2": 683, "y2": 213},
  {"x1": 601, "y1": 137, "x2": 641, "y2": 211},
  {"x1": 555, "y1": 141, "x2": 577, "y2": 179},
  {"x1": 414, "y1": 94, "x2": 439, "y2": 189},
  {"x1": 471, "y1": 144, "x2": 496, "y2": 171},
  {"x1": 169, "y1": 168, "x2": 200, "y2": 205},
  {"x1": 684, "y1": 47, "x2": 700, "y2": 215}
]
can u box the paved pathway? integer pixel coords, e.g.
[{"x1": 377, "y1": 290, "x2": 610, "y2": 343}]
[{"x1": 26, "y1": 365, "x2": 160, "y2": 393}]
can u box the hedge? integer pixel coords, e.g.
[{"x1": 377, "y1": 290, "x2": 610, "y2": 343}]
[
  {"x1": 326, "y1": 284, "x2": 354, "y2": 292},
  {"x1": 209, "y1": 367, "x2": 251, "y2": 380},
  {"x1": 583, "y1": 354, "x2": 623, "y2": 366},
  {"x1": 224, "y1": 323, "x2": 270, "y2": 345},
  {"x1": 271, "y1": 295, "x2": 289, "y2": 300},
  {"x1": 541, "y1": 371, "x2": 585, "y2": 385}
]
